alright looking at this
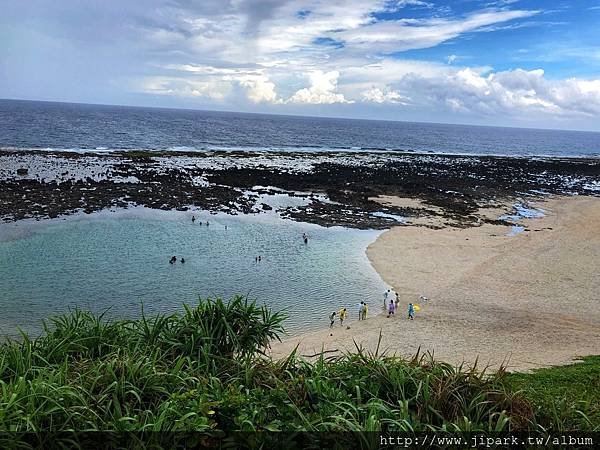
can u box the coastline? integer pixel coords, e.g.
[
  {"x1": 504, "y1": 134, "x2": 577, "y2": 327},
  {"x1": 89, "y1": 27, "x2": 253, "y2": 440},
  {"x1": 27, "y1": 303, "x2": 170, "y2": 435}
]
[{"x1": 270, "y1": 195, "x2": 600, "y2": 372}]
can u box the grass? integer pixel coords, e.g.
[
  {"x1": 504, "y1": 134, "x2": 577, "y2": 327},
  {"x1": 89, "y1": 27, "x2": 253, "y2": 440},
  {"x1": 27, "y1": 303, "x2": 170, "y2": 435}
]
[
  {"x1": 507, "y1": 356, "x2": 600, "y2": 431},
  {"x1": 0, "y1": 296, "x2": 597, "y2": 439}
]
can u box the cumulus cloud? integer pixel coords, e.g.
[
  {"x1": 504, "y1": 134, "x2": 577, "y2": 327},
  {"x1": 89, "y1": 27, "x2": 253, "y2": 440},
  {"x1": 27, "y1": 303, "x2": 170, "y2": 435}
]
[
  {"x1": 401, "y1": 68, "x2": 600, "y2": 117},
  {"x1": 289, "y1": 70, "x2": 352, "y2": 104},
  {"x1": 362, "y1": 87, "x2": 410, "y2": 104},
  {"x1": 236, "y1": 74, "x2": 281, "y2": 103},
  {"x1": 9, "y1": 0, "x2": 599, "y2": 125}
]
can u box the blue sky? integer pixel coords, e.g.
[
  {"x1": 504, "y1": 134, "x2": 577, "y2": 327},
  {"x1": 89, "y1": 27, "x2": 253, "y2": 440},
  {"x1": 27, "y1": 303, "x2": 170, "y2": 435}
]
[{"x1": 1, "y1": 0, "x2": 600, "y2": 130}]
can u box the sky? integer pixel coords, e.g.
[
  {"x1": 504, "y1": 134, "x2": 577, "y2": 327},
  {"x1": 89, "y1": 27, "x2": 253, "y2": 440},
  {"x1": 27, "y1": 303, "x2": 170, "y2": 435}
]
[{"x1": 1, "y1": 0, "x2": 600, "y2": 130}]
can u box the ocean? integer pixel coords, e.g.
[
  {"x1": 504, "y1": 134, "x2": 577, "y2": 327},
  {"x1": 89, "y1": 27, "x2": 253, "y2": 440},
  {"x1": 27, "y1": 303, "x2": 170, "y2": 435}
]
[{"x1": 2, "y1": 99, "x2": 600, "y2": 157}]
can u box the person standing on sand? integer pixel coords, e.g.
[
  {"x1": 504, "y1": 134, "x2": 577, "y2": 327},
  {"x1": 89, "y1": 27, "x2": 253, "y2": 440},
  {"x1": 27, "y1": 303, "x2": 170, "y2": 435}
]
[
  {"x1": 358, "y1": 301, "x2": 365, "y2": 320},
  {"x1": 329, "y1": 311, "x2": 336, "y2": 328},
  {"x1": 338, "y1": 307, "x2": 347, "y2": 326},
  {"x1": 362, "y1": 303, "x2": 368, "y2": 320},
  {"x1": 408, "y1": 303, "x2": 415, "y2": 320},
  {"x1": 387, "y1": 299, "x2": 395, "y2": 317},
  {"x1": 395, "y1": 292, "x2": 399, "y2": 310},
  {"x1": 383, "y1": 289, "x2": 391, "y2": 309}
]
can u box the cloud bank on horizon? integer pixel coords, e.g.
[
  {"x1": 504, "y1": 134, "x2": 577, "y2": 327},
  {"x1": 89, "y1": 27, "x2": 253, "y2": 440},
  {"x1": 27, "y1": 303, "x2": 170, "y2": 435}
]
[{"x1": 1, "y1": 0, "x2": 600, "y2": 130}]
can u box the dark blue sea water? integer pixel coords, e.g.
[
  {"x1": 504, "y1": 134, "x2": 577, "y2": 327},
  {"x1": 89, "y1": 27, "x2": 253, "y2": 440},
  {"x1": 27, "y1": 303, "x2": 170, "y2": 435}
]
[{"x1": 2, "y1": 99, "x2": 600, "y2": 157}]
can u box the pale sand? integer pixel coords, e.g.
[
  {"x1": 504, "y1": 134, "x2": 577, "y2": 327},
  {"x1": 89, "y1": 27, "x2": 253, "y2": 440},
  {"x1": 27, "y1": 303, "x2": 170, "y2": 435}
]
[{"x1": 270, "y1": 195, "x2": 600, "y2": 372}]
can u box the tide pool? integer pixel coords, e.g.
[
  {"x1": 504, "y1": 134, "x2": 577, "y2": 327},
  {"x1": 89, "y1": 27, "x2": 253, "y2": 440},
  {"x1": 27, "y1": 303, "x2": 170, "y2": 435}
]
[{"x1": 0, "y1": 208, "x2": 386, "y2": 337}]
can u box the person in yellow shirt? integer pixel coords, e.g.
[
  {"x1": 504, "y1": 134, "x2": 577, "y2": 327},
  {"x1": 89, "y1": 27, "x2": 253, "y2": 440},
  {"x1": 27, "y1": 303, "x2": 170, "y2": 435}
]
[{"x1": 338, "y1": 308, "x2": 347, "y2": 326}]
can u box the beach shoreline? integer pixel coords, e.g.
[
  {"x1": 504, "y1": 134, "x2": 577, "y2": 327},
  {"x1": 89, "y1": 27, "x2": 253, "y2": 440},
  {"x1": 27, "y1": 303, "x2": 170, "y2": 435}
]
[{"x1": 270, "y1": 195, "x2": 600, "y2": 372}]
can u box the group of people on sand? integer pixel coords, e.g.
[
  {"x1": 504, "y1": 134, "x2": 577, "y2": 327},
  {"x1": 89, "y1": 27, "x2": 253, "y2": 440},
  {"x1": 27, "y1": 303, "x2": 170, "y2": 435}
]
[
  {"x1": 329, "y1": 302, "x2": 368, "y2": 328},
  {"x1": 329, "y1": 307, "x2": 348, "y2": 327},
  {"x1": 384, "y1": 288, "x2": 419, "y2": 319},
  {"x1": 328, "y1": 288, "x2": 426, "y2": 328}
]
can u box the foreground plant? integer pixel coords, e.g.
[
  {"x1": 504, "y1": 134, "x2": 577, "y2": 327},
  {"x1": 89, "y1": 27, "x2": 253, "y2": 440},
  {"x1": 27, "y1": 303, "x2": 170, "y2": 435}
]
[{"x1": 0, "y1": 297, "x2": 597, "y2": 436}]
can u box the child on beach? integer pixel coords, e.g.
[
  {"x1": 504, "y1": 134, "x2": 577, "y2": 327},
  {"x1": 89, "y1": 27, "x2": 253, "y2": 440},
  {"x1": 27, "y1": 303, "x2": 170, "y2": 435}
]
[
  {"x1": 358, "y1": 301, "x2": 365, "y2": 320},
  {"x1": 338, "y1": 307, "x2": 347, "y2": 326},
  {"x1": 408, "y1": 303, "x2": 415, "y2": 320},
  {"x1": 387, "y1": 299, "x2": 395, "y2": 317},
  {"x1": 329, "y1": 311, "x2": 336, "y2": 328}
]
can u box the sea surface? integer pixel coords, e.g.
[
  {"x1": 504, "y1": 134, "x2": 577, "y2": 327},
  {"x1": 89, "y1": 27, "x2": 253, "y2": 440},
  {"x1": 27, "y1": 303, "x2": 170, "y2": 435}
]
[
  {"x1": 0, "y1": 208, "x2": 386, "y2": 337},
  {"x1": 2, "y1": 99, "x2": 600, "y2": 157}
]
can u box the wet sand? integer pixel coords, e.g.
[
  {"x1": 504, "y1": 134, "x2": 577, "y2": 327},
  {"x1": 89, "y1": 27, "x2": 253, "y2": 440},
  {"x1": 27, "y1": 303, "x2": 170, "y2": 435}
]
[{"x1": 270, "y1": 195, "x2": 600, "y2": 372}]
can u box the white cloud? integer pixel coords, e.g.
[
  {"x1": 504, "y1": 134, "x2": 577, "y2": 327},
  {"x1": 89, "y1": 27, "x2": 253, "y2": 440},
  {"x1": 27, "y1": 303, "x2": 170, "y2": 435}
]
[
  {"x1": 389, "y1": 0, "x2": 434, "y2": 9},
  {"x1": 338, "y1": 9, "x2": 538, "y2": 52},
  {"x1": 128, "y1": 1, "x2": 600, "y2": 122},
  {"x1": 140, "y1": 76, "x2": 233, "y2": 100},
  {"x1": 401, "y1": 68, "x2": 600, "y2": 117},
  {"x1": 289, "y1": 70, "x2": 352, "y2": 104},
  {"x1": 236, "y1": 74, "x2": 282, "y2": 103},
  {"x1": 362, "y1": 87, "x2": 410, "y2": 104}
]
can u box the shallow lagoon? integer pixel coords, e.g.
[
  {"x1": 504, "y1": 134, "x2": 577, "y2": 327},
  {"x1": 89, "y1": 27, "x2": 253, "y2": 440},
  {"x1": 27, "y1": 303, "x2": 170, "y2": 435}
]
[{"x1": 0, "y1": 208, "x2": 386, "y2": 337}]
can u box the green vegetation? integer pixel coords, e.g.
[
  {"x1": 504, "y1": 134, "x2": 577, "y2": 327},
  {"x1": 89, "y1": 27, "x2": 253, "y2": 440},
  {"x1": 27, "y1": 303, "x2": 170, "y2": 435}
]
[
  {"x1": 0, "y1": 297, "x2": 597, "y2": 438},
  {"x1": 507, "y1": 356, "x2": 600, "y2": 431}
]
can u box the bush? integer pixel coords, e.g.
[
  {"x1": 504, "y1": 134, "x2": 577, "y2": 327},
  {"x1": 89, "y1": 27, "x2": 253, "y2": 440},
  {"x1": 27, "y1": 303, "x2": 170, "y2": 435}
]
[{"x1": 0, "y1": 297, "x2": 596, "y2": 436}]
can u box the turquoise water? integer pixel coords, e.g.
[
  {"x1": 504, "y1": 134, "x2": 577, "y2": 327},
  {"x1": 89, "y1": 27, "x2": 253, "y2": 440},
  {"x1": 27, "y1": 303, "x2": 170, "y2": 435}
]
[{"x1": 0, "y1": 208, "x2": 386, "y2": 337}]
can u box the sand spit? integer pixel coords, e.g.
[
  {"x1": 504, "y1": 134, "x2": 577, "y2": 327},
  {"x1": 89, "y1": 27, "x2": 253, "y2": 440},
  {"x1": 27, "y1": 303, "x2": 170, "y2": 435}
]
[{"x1": 270, "y1": 196, "x2": 600, "y2": 372}]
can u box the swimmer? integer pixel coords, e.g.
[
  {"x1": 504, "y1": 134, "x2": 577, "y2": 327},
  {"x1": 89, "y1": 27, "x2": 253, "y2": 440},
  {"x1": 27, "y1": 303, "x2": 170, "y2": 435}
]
[
  {"x1": 181, "y1": 257, "x2": 185, "y2": 263},
  {"x1": 192, "y1": 215, "x2": 196, "y2": 222}
]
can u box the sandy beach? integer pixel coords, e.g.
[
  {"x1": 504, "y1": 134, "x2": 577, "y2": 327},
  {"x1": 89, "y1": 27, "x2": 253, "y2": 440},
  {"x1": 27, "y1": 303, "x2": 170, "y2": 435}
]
[{"x1": 270, "y1": 195, "x2": 600, "y2": 372}]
